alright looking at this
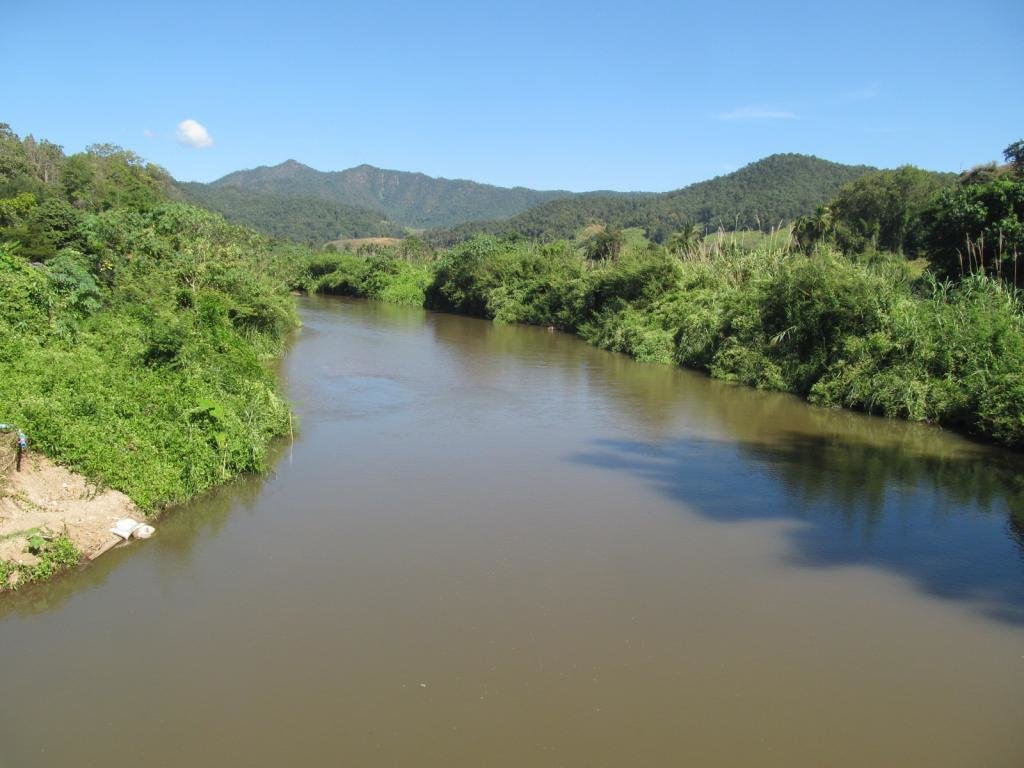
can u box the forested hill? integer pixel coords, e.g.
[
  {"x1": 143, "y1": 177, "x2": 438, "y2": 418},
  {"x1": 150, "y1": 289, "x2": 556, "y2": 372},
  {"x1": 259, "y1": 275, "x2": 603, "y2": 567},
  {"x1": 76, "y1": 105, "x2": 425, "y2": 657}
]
[
  {"x1": 432, "y1": 154, "x2": 877, "y2": 244},
  {"x1": 177, "y1": 182, "x2": 406, "y2": 243},
  {"x1": 201, "y1": 160, "x2": 577, "y2": 229},
  {"x1": 183, "y1": 154, "x2": 890, "y2": 245}
]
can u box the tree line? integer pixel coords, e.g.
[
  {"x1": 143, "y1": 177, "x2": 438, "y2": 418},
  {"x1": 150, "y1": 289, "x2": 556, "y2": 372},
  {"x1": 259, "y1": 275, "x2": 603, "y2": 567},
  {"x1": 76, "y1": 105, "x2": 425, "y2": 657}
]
[{"x1": 794, "y1": 142, "x2": 1023, "y2": 285}]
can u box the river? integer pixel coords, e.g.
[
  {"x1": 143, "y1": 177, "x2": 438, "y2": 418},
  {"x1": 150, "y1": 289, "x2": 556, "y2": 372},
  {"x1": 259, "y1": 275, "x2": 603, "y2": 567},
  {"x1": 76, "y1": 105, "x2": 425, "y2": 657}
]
[{"x1": 2, "y1": 295, "x2": 1023, "y2": 766}]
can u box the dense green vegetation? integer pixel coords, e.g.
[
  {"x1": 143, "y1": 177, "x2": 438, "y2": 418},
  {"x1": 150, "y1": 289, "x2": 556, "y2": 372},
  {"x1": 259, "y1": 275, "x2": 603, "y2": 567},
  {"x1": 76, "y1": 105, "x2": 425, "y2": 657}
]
[
  {"x1": 431, "y1": 154, "x2": 876, "y2": 244},
  {"x1": 0, "y1": 123, "x2": 303, "y2": 510},
  {"x1": 303, "y1": 249, "x2": 431, "y2": 306},
  {"x1": 810, "y1": 166, "x2": 956, "y2": 254},
  {"x1": 302, "y1": 216, "x2": 1024, "y2": 449},
  {"x1": 796, "y1": 142, "x2": 1023, "y2": 286},
  {"x1": 4, "y1": 117, "x2": 1022, "y2": 523},
  {"x1": 204, "y1": 159, "x2": 577, "y2": 229},
  {"x1": 177, "y1": 182, "x2": 405, "y2": 244},
  {"x1": 185, "y1": 154, "x2": 882, "y2": 247}
]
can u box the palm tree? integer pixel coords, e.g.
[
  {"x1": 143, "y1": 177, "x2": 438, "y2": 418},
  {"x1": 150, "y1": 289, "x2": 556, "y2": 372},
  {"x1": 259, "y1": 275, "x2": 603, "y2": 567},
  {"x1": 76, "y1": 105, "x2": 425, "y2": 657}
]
[
  {"x1": 668, "y1": 223, "x2": 702, "y2": 256},
  {"x1": 792, "y1": 205, "x2": 833, "y2": 253}
]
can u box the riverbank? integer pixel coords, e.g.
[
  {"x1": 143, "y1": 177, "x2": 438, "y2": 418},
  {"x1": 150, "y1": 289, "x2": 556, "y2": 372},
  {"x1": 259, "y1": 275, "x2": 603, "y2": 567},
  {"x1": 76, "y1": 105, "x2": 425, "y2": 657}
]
[
  {"x1": 301, "y1": 236, "x2": 1024, "y2": 450},
  {"x1": 1, "y1": 131, "x2": 311, "y2": 591},
  {"x1": 0, "y1": 203, "x2": 301, "y2": 591},
  {"x1": 0, "y1": 433, "x2": 139, "y2": 589},
  {"x1": 7, "y1": 294, "x2": 1022, "y2": 767}
]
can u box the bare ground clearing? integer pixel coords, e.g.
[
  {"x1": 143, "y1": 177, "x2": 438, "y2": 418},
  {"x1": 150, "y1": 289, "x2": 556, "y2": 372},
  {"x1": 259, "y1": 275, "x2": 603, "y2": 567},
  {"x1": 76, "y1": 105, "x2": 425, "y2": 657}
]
[{"x1": 0, "y1": 435, "x2": 137, "y2": 579}]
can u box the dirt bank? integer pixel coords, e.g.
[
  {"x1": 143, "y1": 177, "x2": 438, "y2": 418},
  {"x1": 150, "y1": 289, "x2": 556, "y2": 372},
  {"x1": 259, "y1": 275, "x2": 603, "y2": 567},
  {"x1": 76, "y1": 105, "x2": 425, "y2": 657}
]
[{"x1": 1, "y1": 434, "x2": 138, "y2": 585}]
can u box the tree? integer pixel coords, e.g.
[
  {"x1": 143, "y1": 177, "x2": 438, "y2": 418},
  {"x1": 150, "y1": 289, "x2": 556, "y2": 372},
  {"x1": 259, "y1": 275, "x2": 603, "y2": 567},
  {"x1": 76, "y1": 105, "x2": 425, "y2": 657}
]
[
  {"x1": 61, "y1": 154, "x2": 97, "y2": 208},
  {"x1": 668, "y1": 223, "x2": 701, "y2": 256},
  {"x1": 59, "y1": 149, "x2": 169, "y2": 212},
  {"x1": 582, "y1": 225, "x2": 624, "y2": 261},
  {"x1": 23, "y1": 135, "x2": 64, "y2": 185},
  {"x1": 921, "y1": 173, "x2": 1024, "y2": 284},
  {"x1": 1004, "y1": 140, "x2": 1024, "y2": 177},
  {"x1": 0, "y1": 192, "x2": 37, "y2": 228},
  {"x1": 0, "y1": 123, "x2": 32, "y2": 195},
  {"x1": 19, "y1": 198, "x2": 86, "y2": 261},
  {"x1": 792, "y1": 205, "x2": 833, "y2": 253},
  {"x1": 826, "y1": 166, "x2": 951, "y2": 254},
  {"x1": 959, "y1": 163, "x2": 1004, "y2": 186}
]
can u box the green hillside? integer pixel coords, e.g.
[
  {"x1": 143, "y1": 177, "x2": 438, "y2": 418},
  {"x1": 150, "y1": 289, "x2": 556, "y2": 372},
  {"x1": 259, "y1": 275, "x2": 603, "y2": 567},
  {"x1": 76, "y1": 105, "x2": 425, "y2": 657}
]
[
  {"x1": 177, "y1": 182, "x2": 405, "y2": 243},
  {"x1": 204, "y1": 160, "x2": 576, "y2": 229},
  {"x1": 432, "y1": 154, "x2": 879, "y2": 244}
]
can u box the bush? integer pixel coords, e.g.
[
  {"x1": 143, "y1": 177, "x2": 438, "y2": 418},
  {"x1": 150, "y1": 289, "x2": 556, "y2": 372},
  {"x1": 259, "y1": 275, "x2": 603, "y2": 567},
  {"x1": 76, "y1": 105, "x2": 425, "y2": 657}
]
[{"x1": 0, "y1": 203, "x2": 299, "y2": 509}]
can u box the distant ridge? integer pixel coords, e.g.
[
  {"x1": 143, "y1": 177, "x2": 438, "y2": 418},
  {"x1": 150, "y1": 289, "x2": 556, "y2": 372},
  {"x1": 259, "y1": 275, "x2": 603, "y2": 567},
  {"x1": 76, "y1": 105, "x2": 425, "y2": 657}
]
[
  {"x1": 180, "y1": 154, "x2": 887, "y2": 244},
  {"x1": 432, "y1": 154, "x2": 879, "y2": 243},
  {"x1": 177, "y1": 181, "x2": 405, "y2": 243},
  {"x1": 203, "y1": 161, "x2": 577, "y2": 229}
]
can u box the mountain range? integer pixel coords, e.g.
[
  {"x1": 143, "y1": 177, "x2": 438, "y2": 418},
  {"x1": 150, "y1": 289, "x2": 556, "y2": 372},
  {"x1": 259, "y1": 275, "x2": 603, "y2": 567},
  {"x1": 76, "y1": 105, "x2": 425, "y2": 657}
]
[
  {"x1": 177, "y1": 182, "x2": 406, "y2": 243},
  {"x1": 197, "y1": 160, "x2": 580, "y2": 229},
  {"x1": 177, "y1": 154, "x2": 881, "y2": 245}
]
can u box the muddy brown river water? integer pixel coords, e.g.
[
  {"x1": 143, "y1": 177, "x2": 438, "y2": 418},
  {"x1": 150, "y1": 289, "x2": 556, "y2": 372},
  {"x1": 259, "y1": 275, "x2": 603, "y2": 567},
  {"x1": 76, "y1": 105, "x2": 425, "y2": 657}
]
[{"x1": 2, "y1": 295, "x2": 1024, "y2": 767}]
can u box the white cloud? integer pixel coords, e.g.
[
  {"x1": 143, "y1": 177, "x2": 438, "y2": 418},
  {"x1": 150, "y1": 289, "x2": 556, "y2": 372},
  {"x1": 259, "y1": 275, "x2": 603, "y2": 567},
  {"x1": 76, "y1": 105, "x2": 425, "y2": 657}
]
[
  {"x1": 717, "y1": 107, "x2": 797, "y2": 121},
  {"x1": 143, "y1": 128, "x2": 156, "y2": 138},
  {"x1": 176, "y1": 119, "x2": 214, "y2": 148}
]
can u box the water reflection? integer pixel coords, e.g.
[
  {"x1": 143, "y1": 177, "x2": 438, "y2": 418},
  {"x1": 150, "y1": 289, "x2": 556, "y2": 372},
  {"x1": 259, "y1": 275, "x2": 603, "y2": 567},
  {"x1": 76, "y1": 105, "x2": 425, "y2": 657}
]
[
  {"x1": 572, "y1": 432, "x2": 1024, "y2": 625},
  {"x1": 418, "y1": 300, "x2": 1024, "y2": 624}
]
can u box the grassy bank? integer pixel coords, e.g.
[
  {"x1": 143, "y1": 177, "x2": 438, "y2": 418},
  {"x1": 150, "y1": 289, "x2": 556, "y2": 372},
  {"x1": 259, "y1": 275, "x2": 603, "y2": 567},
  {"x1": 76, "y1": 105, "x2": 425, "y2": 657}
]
[
  {"x1": 0, "y1": 128, "x2": 316, "y2": 589},
  {"x1": 302, "y1": 235, "x2": 1024, "y2": 450},
  {"x1": 0, "y1": 533, "x2": 79, "y2": 590},
  {"x1": 0, "y1": 128, "x2": 313, "y2": 527},
  {"x1": 0, "y1": 204, "x2": 301, "y2": 510}
]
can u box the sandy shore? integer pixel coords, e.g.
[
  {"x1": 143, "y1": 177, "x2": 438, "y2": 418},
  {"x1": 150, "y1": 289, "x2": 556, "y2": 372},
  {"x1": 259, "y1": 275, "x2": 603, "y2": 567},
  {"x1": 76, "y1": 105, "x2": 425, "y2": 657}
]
[{"x1": 1, "y1": 435, "x2": 138, "y2": 585}]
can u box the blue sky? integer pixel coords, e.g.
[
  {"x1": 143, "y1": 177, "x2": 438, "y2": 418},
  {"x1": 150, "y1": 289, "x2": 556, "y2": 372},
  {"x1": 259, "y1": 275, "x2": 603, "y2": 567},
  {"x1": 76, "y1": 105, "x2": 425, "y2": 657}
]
[{"x1": 4, "y1": 0, "x2": 1022, "y2": 190}]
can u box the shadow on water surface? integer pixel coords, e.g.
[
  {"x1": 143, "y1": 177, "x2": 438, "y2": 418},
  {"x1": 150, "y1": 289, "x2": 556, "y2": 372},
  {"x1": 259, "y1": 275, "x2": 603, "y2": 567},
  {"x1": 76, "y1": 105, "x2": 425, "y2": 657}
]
[
  {"x1": 404, "y1": 295, "x2": 1024, "y2": 625},
  {"x1": 572, "y1": 430, "x2": 1024, "y2": 626}
]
